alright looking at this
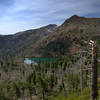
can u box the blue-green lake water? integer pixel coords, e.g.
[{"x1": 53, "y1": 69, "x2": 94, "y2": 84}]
[
  {"x1": 30, "y1": 57, "x2": 58, "y2": 63},
  {"x1": 24, "y1": 57, "x2": 59, "y2": 65}
]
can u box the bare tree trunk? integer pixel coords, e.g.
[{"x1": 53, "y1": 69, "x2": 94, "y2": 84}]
[
  {"x1": 80, "y1": 66, "x2": 83, "y2": 93},
  {"x1": 62, "y1": 77, "x2": 67, "y2": 97},
  {"x1": 91, "y1": 42, "x2": 98, "y2": 100},
  {"x1": 30, "y1": 95, "x2": 33, "y2": 100},
  {"x1": 21, "y1": 88, "x2": 25, "y2": 100},
  {"x1": 42, "y1": 92, "x2": 45, "y2": 100},
  {"x1": 60, "y1": 65, "x2": 67, "y2": 98}
]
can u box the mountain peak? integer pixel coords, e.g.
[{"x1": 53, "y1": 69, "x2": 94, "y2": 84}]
[
  {"x1": 69, "y1": 15, "x2": 85, "y2": 20},
  {"x1": 70, "y1": 15, "x2": 80, "y2": 18},
  {"x1": 62, "y1": 15, "x2": 85, "y2": 26}
]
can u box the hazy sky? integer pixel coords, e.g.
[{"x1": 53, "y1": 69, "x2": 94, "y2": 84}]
[{"x1": 0, "y1": 0, "x2": 100, "y2": 35}]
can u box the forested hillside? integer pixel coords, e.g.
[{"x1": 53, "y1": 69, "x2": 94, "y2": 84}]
[
  {"x1": 0, "y1": 15, "x2": 100, "y2": 100},
  {"x1": 0, "y1": 15, "x2": 100, "y2": 58},
  {"x1": 0, "y1": 54, "x2": 99, "y2": 100},
  {"x1": 0, "y1": 24, "x2": 57, "y2": 58}
]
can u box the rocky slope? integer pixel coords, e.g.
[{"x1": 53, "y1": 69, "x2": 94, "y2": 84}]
[
  {"x1": 0, "y1": 15, "x2": 100, "y2": 58},
  {"x1": 30, "y1": 15, "x2": 100, "y2": 57},
  {"x1": 0, "y1": 24, "x2": 57, "y2": 58}
]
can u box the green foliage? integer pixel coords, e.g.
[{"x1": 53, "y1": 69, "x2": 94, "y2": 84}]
[
  {"x1": 0, "y1": 55, "x2": 99, "y2": 100},
  {"x1": 45, "y1": 38, "x2": 72, "y2": 55},
  {"x1": 80, "y1": 29, "x2": 84, "y2": 33},
  {"x1": 66, "y1": 73, "x2": 80, "y2": 93},
  {"x1": 69, "y1": 28, "x2": 78, "y2": 34}
]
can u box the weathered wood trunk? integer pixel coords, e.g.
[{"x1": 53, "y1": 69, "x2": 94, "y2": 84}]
[
  {"x1": 42, "y1": 92, "x2": 45, "y2": 100},
  {"x1": 91, "y1": 43, "x2": 98, "y2": 100},
  {"x1": 62, "y1": 77, "x2": 67, "y2": 97},
  {"x1": 30, "y1": 96, "x2": 32, "y2": 100},
  {"x1": 21, "y1": 88, "x2": 25, "y2": 100},
  {"x1": 80, "y1": 56, "x2": 83, "y2": 93}
]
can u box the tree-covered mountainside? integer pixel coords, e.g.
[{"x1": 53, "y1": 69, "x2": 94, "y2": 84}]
[
  {"x1": 0, "y1": 15, "x2": 100, "y2": 58},
  {"x1": 0, "y1": 24, "x2": 57, "y2": 58},
  {"x1": 0, "y1": 15, "x2": 100, "y2": 100},
  {"x1": 31, "y1": 15, "x2": 100, "y2": 57},
  {"x1": 0, "y1": 55, "x2": 99, "y2": 100}
]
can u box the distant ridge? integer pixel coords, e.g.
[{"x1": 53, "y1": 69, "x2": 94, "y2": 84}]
[{"x1": 0, "y1": 15, "x2": 100, "y2": 58}]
